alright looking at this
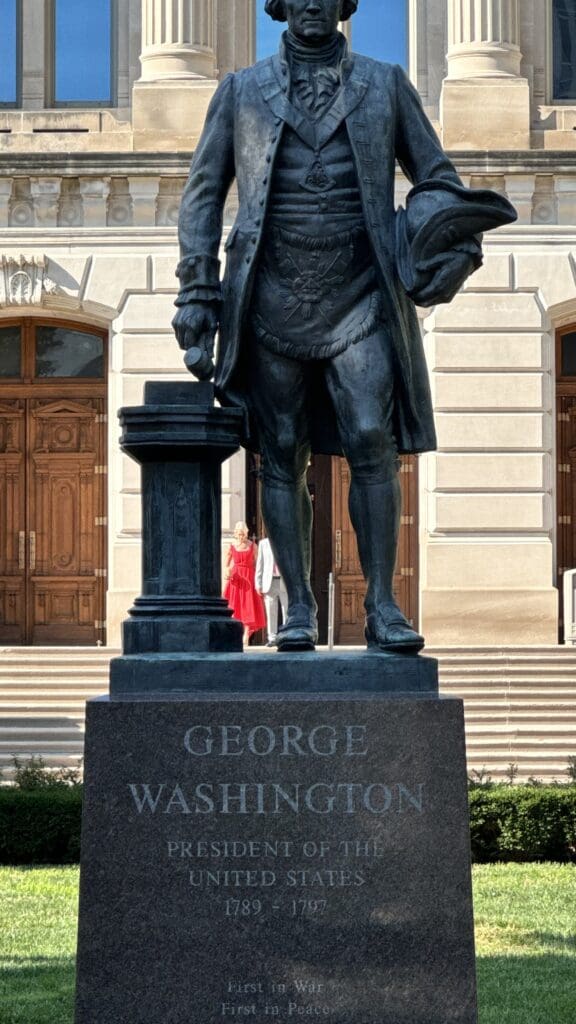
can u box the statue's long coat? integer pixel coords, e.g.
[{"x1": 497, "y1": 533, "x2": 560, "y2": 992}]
[{"x1": 177, "y1": 46, "x2": 465, "y2": 455}]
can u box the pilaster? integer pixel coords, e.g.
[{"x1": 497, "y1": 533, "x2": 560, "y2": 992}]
[
  {"x1": 554, "y1": 177, "x2": 576, "y2": 225},
  {"x1": 505, "y1": 175, "x2": 536, "y2": 224},
  {"x1": 30, "y1": 178, "x2": 61, "y2": 228},
  {"x1": 127, "y1": 177, "x2": 161, "y2": 226},
  {"x1": 0, "y1": 181, "x2": 13, "y2": 228},
  {"x1": 21, "y1": 0, "x2": 46, "y2": 109},
  {"x1": 79, "y1": 178, "x2": 111, "y2": 228}
]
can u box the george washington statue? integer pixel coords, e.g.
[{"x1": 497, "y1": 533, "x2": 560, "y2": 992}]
[{"x1": 172, "y1": 0, "x2": 516, "y2": 653}]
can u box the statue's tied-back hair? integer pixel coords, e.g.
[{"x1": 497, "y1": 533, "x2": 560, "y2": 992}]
[{"x1": 265, "y1": 0, "x2": 358, "y2": 22}]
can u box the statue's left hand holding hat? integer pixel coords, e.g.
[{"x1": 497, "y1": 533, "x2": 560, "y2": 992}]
[{"x1": 396, "y1": 179, "x2": 517, "y2": 306}]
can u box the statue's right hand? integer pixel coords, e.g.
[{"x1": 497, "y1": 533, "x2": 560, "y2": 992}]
[{"x1": 171, "y1": 303, "x2": 218, "y2": 381}]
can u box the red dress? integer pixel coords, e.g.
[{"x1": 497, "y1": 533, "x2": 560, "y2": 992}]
[{"x1": 224, "y1": 543, "x2": 267, "y2": 636}]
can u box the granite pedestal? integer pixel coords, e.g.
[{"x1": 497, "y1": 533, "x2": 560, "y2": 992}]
[
  {"x1": 76, "y1": 381, "x2": 477, "y2": 1023},
  {"x1": 75, "y1": 655, "x2": 478, "y2": 1024}
]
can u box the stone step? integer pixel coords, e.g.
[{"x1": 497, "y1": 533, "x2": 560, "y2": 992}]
[
  {"x1": 0, "y1": 646, "x2": 574, "y2": 783},
  {"x1": 0, "y1": 667, "x2": 111, "y2": 675},
  {"x1": 4, "y1": 703, "x2": 576, "y2": 720}
]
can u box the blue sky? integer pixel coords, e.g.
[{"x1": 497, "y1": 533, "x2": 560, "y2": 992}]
[
  {"x1": 257, "y1": 0, "x2": 408, "y2": 65},
  {"x1": 1, "y1": 0, "x2": 407, "y2": 106}
]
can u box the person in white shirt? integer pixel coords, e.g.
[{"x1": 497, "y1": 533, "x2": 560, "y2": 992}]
[{"x1": 255, "y1": 536, "x2": 289, "y2": 647}]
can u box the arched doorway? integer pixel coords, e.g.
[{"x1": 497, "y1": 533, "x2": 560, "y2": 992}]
[
  {"x1": 0, "y1": 317, "x2": 107, "y2": 645},
  {"x1": 246, "y1": 453, "x2": 419, "y2": 645}
]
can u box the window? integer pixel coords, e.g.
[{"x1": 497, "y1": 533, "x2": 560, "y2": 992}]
[
  {"x1": 256, "y1": 0, "x2": 407, "y2": 65},
  {"x1": 52, "y1": 0, "x2": 114, "y2": 105},
  {"x1": 0, "y1": 0, "x2": 19, "y2": 106},
  {"x1": 560, "y1": 330, "x2": 576, "y2": 376},
  {"x1": 35, "y1": 327, "x2": 105, "y2": 378},
  {"x1": 0, "y1": 321, "x2": 105, "y2": 380},
  {"x1": 553, "y1": 0, "x2": 576, "y2": 99},
  {"x1": 0, "y1": 325, "x2": 22, "y2": 377}
]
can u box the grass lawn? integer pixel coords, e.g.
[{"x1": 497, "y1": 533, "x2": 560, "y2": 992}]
[{"x1": 0, "y1": 864, "x2": 575, "y2": 1023}]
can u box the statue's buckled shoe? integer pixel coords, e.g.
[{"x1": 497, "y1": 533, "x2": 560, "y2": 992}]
[
  {"x1": 276, "y1": 606, "x2": 318, "y2": 652},
  {"x1": 365, "y1": 606, "x2": 424, "y2": 655}
]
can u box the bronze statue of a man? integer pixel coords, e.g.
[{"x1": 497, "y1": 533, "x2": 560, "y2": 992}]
[{"x1": 173, "y1": 0, "x2": 515, "y2": 653}]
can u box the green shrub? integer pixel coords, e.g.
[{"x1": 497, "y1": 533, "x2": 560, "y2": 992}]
[
  {"x1": 0, "y1": 787, "x2": 82, "y2": 865},
  {"x1": 11, "y1": 754, "x2": 82, "y2": 790},
  {"x1": 469, "y1": 786, "x2": 576, "y2": 863},
  {"x1": 1, "y1": 767, "x2": 576, "y2": 866}
]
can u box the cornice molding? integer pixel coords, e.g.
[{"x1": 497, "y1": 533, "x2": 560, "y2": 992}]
[{"x1": 0, "y1": 153, "x2": 194, "y2": 176}]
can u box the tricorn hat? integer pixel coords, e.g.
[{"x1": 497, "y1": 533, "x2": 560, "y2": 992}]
[{"x1": 396, "y1": 178, "x2": 517, "y2": 295}]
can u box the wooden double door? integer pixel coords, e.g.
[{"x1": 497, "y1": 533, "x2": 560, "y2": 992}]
[{"x1": 0, "y1": 320, "x2": 107, "y2": 646}]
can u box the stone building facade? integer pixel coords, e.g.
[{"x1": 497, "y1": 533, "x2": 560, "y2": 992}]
[
  {"x1": 413, "y1": 0, "x2": 576, "y2": 646},
  {"x1": 1, "y1": 0, "x2": 576, "y2": 649}
]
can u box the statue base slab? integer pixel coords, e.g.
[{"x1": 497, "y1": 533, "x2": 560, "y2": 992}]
[{"x1": 75, "y1": 657, "x2": 477, "y2": 1024}]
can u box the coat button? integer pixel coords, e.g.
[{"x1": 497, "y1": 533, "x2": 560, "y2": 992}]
[
  {"x1": 245, "y1": 257, "x2": 250, "y2": 264},
  {"x1": 255, "y1": 218, "x2": 261, "y2": 226},
  {"x1": 263, "y1": 177, "x2": 268, "y2": 185},
  {"x1": 266, "y1": 155, "x2": 271, "y2": 163},
  {"x1": 251, "y1": 237, "x2": 257, "y2": 244}
]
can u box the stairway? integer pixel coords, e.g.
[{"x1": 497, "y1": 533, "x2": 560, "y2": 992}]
[
  {"x1": 0, "y1": 648, "x2": 115, "y2": 781},
  {"x1": 1, "y1": 646, "x2": 576, "y2": 782},
  {"x1": 431, "y1": 646, "x2": 576, "y2": 783}
]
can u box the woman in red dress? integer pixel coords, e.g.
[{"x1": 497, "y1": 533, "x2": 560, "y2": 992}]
[{"x1": 224, "y1": 522, "x2": 267, "y2": 645}]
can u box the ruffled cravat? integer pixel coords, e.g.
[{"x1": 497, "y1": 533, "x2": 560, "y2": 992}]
[{"x1": 284, "y1": 30, "x2": 344, "y2": 119}]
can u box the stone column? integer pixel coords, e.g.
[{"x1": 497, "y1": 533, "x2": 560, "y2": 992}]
[
  {"x1": 133, "y1": 0, "x2": 219, "y2": 149},
  {"x1": 139, "y1": 0, "x2": 216, "y2": 80},
  {"x1": 447, "y1": 0, "x2": 521, "y2": 78},
  {"x1": 441, "y1": 0, "x2": 530, "y2": 149}
]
